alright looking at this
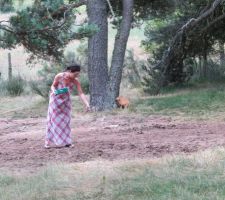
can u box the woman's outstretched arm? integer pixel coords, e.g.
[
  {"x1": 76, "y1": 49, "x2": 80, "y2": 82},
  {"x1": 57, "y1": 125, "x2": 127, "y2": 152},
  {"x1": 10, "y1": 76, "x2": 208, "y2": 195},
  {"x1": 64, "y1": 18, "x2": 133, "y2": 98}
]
[{"x1": 74, "y1": 79, "x2": 90, "y2": 111}]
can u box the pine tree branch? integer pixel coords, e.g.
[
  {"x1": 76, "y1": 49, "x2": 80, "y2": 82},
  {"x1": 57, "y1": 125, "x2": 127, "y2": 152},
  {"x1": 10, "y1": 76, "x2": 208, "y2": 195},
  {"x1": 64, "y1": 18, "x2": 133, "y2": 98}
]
[
  {"x1": 45, "y1": 0, "x2": 87, "y2": 19},
  {"x1": 0, "y1": 24, "x2": 14, "y2": 33},
  {"x1": 179, "y1": 0, "x2": 223, "y2": 31},
  {"x1": 201, "y1": 12, "x2": 225, "y2": 33},
  {"x1": 156, "y1": 0, "x2": 224, "y2": 85}
]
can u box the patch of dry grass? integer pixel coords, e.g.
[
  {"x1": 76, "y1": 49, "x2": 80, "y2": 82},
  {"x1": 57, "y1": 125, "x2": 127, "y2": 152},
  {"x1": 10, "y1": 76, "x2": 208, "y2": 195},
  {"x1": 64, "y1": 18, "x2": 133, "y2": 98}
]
[{"x1": 2, "y1": 148, "x2": 225, "y2": 199}]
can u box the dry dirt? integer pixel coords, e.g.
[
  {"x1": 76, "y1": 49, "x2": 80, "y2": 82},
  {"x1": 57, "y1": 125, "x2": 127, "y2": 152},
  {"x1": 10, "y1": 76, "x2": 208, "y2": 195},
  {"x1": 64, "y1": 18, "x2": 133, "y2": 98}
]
[{"x1": 1, "y1": 114, "x2": 225, "y2": 173}]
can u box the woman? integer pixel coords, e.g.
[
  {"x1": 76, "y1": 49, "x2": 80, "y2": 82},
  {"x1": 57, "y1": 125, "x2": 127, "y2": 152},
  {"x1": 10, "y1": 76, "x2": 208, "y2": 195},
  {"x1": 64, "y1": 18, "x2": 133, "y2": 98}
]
[{"x1": 45, "y1": 64, "x2": 90, "y2": 148}]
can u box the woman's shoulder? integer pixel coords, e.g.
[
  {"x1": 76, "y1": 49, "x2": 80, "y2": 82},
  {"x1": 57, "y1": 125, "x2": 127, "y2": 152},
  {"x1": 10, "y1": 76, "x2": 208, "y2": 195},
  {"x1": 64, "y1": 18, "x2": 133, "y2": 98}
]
[
  {"x1": 55, "y1": 72, "x2": 64, "y2": 79},
  {"x1": 74, "y1": 78, "x2": 80, "y2": 84}
]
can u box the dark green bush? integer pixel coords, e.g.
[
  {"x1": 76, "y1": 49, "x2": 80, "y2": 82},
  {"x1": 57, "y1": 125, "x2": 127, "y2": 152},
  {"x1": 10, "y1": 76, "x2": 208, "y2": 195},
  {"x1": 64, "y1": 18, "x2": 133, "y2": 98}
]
[{"x1": 3, "y1": 76, "x2": 26, "y2": 96}]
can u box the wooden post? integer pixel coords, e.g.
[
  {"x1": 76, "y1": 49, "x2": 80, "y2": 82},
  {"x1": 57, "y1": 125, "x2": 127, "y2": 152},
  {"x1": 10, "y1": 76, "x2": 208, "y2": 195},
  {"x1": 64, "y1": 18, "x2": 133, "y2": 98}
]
[{"x1": 8, "y1": 52, "x2": 12, "y2": 80}]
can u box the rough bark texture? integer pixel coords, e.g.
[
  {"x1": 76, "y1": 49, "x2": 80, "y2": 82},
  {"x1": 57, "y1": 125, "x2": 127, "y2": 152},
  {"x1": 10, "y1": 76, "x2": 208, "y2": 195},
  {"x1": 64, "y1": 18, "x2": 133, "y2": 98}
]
[
  {"x1": 103, "y1": 0, "x2": 134, "y2": 109},
  {"x1": 87, "y1": 0, "x2": 109, "y2": 111},
  {"x1": 219, "y1": 41, "x2": 225, "y2": 66}
]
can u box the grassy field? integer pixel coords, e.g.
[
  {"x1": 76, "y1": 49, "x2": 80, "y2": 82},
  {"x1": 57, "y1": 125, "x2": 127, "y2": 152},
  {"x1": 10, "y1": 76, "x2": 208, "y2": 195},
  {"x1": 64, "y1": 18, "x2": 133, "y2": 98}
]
[
  {"x1": 2, "y1": 81, "x2": 225, "y2": 120},
  {"x1": 129, "y1": 82, "x2": 225, "y2": 120},
  {"x1": 0, "y1": 95, "x2": 85, "y2": 119},
  {"x1": 2, "y1": 2, "x2": 225, "y2": 199},
  {"x1": 1, "y1": 82, "x2": 225, "y2": 200},
  {"x1": 1, "y1": 148, "x2": 225, "y2": 200}
]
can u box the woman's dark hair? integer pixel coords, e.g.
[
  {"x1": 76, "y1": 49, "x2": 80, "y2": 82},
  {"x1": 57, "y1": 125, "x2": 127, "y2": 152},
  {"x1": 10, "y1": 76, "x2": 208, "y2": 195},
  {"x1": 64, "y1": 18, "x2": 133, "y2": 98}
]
[{"x1": 66, "y1": 64, "x2": 81, "y2": 72}]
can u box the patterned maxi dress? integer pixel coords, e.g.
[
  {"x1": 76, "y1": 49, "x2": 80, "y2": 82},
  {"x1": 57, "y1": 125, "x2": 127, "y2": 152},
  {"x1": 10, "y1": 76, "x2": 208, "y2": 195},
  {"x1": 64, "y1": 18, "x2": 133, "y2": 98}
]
[{"x1": 46, "y1": 73, "x2": 75, "y2": 146}]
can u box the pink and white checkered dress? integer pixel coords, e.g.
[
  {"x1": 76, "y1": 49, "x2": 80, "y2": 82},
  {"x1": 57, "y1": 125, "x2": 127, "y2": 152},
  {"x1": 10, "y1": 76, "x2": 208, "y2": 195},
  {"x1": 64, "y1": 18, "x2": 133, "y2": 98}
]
[{"x1": 46, "y1": 73, "x2": 75, "y2": 146}]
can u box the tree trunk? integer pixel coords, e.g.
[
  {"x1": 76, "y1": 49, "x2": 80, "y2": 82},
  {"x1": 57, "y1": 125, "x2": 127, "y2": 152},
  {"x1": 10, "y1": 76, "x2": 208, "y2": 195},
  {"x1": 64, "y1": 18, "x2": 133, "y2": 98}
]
[
  {"x1": 103, "y1": 0, "x2": 134, "y2": 109},
  {"x1": 219, "y1": 41, "x2": 225, "y2": 66},
  {"x1": 87, "y1": 0, "x2": 109, "y2": 111}
]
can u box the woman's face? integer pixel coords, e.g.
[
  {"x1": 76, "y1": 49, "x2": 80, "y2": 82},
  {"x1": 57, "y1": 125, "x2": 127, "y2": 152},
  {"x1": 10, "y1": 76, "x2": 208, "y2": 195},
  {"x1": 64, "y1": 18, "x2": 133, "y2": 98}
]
[{"x1": 67, "y1": 71, "x2": 80, "y2": 79}]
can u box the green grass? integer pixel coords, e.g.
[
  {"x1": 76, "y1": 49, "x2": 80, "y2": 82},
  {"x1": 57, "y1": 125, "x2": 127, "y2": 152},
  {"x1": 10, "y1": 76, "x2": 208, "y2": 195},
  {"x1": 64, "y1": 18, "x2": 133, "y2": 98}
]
[
  {"x1": 131, "y1": 83, "x2": 225, "y2": 119},
  {"x1": 1, "y1": 148, "x2": 225, "y2": 200},
  {"x1": 2, "y1": 83, "x2": 225, "y2": 119},
  {"x1": 0, "y1": 95, "x2": 47, "y2": 119},
  {"x1": 0, "y1": 94, "x2": 85, "y2": 119}
]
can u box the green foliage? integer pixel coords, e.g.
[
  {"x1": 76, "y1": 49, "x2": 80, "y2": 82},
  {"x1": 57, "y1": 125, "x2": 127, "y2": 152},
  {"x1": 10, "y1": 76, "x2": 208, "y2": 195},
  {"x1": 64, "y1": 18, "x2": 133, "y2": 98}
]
[
  {"x1": 0, "y1": 76, "x2": 26, "y2": 96},
  {"x1": 110, "y1": 0, "x2": 177, "y2": 21},
  {"x1": 76, "y1": 41, "x2": 88, "y2": 69},
  {"x1": 65, "y1": 41, "x2": 88, "y2": 71},
  {"x1": 0, "y1": 0, "x2": 14, "y2": 12},
  {"x1": 142, "y1": 0, "x2": 225, "y2": 87},
  {"x1": 122, "y1": 50, "x2": 143, "y2": 88},
  {"x1": 191, "y1": 59, "x2": 225, "y2": 82},
  {"x1": 73, "y1": 74, "x2": 89, "y2": 95},
  {"x1": 142, "y1": 0, "x2": 217, "y2": 57},
  {"x1": 142, "y1": 15, "x2": 180, "y2": 61},
  {"x1": 0, "y1": 80, "x2": 7, "y2": 96},
  {"x1": 142, "y1": 69, "x2": 164, "y2": 95},
  {"x1": 80, "y1": 74, "x2": 89, "y2": 94},
  {"x1": 0, "y1": 0, "x2": 98, "y2": 61}
]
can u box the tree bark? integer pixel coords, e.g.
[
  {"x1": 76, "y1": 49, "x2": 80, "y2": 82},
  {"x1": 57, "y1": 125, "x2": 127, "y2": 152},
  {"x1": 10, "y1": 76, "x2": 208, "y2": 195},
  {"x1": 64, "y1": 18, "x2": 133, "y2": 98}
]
[
  {"x1": 103, "y1": 0, "x2": 134, "y2": 109},
  {"x1": 219, "y1": 41, "x2": 225, "y2": 66},
  {"x1": 87, "y1": 0, "x2": 109, "y2": 111}
]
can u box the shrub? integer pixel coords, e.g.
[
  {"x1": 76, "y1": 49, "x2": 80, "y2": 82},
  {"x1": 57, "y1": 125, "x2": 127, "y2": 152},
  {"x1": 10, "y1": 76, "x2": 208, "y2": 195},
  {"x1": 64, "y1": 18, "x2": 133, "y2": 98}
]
[
  {"x1": 191, "y1": 59, "x2": 225, "y2": 83},
  {"x1": 3, "y1": 76, "x2": 26, "y2": 96},
  {"x1": 0, "y1": 80, "x2": 7, "y2": 96},
  {"x1": 142, "y1": 64, "x2": 165, "y2": 95},
  {"x1": 0, "y1": 0, "x2": 14, "y2": 12},
  {"x1": 122, "y1": 49, "x2": 144, "y2": 88}
]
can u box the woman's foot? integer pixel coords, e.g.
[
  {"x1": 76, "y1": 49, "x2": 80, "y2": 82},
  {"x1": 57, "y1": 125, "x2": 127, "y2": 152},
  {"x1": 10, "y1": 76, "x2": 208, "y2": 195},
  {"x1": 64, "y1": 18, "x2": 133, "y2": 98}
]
[
  {"x1": 44, "y1": 141, "x2": 51, "y2": 149},
  {"x1": 44, "y1": 144, "x2": 50, "y2": 149},
  {"x1": 65, "y1": 144, "x2": 74, "y2": 148}
]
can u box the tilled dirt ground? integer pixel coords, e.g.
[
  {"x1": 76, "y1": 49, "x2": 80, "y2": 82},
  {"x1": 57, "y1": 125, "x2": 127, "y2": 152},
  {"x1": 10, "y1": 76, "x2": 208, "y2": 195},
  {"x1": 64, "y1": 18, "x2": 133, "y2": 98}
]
[{"x1": 1, "y1": 114, "x2": 225, "y2": 173}]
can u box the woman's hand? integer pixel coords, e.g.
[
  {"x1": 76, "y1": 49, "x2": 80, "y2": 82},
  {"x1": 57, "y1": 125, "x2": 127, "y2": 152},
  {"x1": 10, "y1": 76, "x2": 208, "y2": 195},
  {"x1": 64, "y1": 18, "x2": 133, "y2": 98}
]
[{"x1": 85, "y1": 104, "x2": 91, "y2": 112}]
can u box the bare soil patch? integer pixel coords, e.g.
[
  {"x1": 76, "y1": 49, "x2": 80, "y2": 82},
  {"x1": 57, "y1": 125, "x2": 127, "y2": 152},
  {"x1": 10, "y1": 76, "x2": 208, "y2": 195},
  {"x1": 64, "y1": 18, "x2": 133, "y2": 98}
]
[{"x1": 1, "y1": 115, "x2": 225, "y2": 173}]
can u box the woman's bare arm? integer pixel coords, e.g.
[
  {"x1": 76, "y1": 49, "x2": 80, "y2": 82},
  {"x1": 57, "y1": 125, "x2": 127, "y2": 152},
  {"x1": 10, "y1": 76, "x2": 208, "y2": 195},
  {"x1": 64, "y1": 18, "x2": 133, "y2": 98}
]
[
  {"x1": 51, "y1": 74, "x2": 61, "y2": 92},
  {"x1": 74, "y1": 79, "x2": 90, "y2": 111}
]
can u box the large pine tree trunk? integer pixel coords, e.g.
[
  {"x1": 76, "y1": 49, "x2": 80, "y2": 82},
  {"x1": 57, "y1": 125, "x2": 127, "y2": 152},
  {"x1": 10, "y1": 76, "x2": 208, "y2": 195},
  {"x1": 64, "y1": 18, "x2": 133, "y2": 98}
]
[
  {"x1": 103, "y1": 0, "x2": 134, "y2": 109},
  {"x1": 87, "y1": 0, "x2": 109, "y2": 111},
  {"x1": 219, "y1": 41, "x2": 225, "y2": 66}
]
